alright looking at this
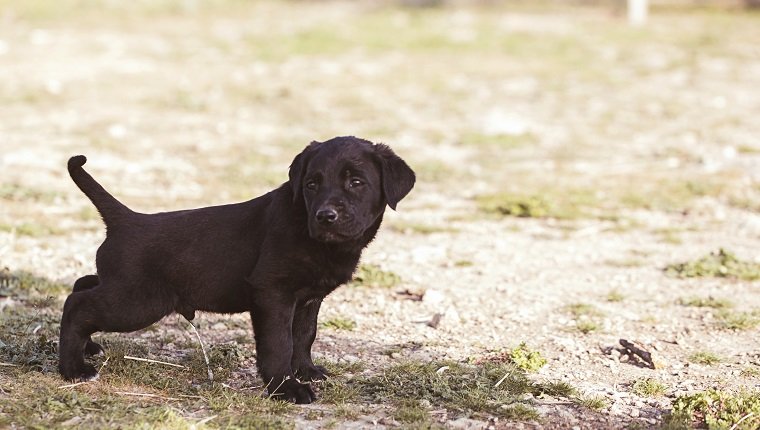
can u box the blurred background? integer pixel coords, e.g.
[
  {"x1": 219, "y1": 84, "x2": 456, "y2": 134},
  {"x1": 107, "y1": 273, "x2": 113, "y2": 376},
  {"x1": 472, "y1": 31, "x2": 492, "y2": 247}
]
[{"x1": 2, "y1": 0, "x2": 759, "y2": 290}]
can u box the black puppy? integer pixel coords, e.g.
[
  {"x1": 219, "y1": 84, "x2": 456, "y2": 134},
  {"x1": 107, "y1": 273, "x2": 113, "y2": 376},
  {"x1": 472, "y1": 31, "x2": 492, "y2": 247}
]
[{"x1": 59, "y1": 136, "x2": 415, "y2": 403}]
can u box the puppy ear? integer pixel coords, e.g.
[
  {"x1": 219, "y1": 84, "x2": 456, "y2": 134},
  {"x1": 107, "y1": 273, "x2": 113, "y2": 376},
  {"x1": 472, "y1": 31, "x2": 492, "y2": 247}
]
[
  {"x1": 373, "y1": 144, "x2": 416, "y2": 210},
  {"x1": 289, "y1": 141, "x2": 320, "y2": 204}
]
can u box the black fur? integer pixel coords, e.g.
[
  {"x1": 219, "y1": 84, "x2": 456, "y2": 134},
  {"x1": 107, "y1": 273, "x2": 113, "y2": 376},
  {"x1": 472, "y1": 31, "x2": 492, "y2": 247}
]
[{"x1": 59, "y1": 136, "x2": 415, "y2": 403}]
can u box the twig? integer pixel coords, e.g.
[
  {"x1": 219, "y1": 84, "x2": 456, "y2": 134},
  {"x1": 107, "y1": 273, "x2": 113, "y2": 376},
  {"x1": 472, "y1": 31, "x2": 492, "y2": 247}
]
[
  {"x1": 729, "y1": 412, "x2": 756, "y2": 430},
  {"x1": 267, "y1": 376, "x2": 290, "y2": 400},
  {"x1": 619, "y1": 339, "x2": 658, "y2": 369},
  {"x1": 197, "y1": 415, "x2": 217, "y2": 426},
  {"x1": 494, "y1": 369, "x2": 515, "y2": 388},
  {"x1": 115, "y1": 391, "x2": 181, "y2": 401},
  {"x1": 98, "y1": 356, "x2": 110, "y2": 374},
  {"x1": 0, "y1": 362, "x2": 19, "y2": 367},
  {"x1": 187, "y1": 320, "x2": 213, "y2": 382},
  {"x1": 124, "y1": 355, "x2": 185, "y2": 369},
  {"x1": 58, "y1": 381, "x2": 90, "y2": 389}
]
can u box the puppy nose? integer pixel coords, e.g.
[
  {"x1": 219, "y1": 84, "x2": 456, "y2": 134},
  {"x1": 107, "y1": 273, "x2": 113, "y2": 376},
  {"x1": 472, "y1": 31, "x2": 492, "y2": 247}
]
[{"x1": 316, "y1": 208, "x2": 338, "y2": 224}]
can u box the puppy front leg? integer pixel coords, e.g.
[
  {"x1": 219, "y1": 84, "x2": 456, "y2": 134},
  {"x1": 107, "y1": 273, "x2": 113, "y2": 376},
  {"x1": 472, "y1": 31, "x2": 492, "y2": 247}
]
[
  {"x1": 291, "y1": 298, "x2": 330, "y2": 381},
  {"x1": 250, "y1": 296, "x2": 316, "y2": 404}
]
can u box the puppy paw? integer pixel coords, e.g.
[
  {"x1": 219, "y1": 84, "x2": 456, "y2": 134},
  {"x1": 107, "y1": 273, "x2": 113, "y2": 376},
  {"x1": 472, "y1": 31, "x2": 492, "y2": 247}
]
[
  {"x1": 84, "y1": 340, "x2": 104, "y2": 356},
  {"x1": 270, "y1": 378, "x2": 316, "y2": 404},
  {"x1": 60, "y1": 363, "x2": 99, "y2": 382},
  {"x1": 295, "y1": 364, "x2": 330, "y2": 382}
]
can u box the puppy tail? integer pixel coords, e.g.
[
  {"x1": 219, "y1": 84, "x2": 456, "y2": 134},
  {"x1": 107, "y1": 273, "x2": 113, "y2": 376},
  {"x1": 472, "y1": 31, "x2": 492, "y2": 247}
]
[{"x1": 68, "y1": 155, "x2": 133, "y2": 226}]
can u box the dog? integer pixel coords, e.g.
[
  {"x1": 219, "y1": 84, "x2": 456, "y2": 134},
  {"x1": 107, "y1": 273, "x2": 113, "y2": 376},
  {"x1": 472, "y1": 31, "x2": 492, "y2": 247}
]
[{"x1": 58, "y1": 136, "x2": 415, "y2": 403}]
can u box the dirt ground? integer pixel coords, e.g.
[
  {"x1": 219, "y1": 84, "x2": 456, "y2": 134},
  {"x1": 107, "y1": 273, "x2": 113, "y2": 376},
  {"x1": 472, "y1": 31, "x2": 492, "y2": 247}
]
[{"x1": 1, "y1": 1, "x2": 759, "y2": 429}]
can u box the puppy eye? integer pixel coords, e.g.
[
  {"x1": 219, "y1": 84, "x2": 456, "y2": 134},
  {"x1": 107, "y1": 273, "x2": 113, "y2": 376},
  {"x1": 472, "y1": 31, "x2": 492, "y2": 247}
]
[
  {"x1": 349, "y1": 178, "x2": 363, "y2": 188},
  {"x1": 305, "y1": 180, "x2": 318, "y2": 191}
]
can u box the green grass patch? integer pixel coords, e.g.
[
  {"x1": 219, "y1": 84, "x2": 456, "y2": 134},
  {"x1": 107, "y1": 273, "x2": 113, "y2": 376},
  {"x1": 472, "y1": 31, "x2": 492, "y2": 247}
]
[
  {"x1": 575, "y1": 320, "x2": 600, "y2": 334},
  {"x1": 716, "y1": 309, "x2": 760, "y2": 331},
  {"x1": 678, "y1": 296, "x2": 733, "y2": 309},
  {"x1": 0, "y1": 268, "x2": 69, "y2": 300},
  {"x1": 389, "y1": 222, "x2": 459, "y2": 235},
  {"x1": 0, "y1": 183, "x2": 59, "y2": 202},
  {"x1": 0, "y1": 221, "x2": 63, "y2": 237},
  {"x1": 320, "y1": 317, "x2": 357, "y2": 331},
  {"x1": 477, "y1": 190, "x2": 598, "y2": 220},
  {"x1": 345, "y1": 360, "x2": 568, "y2": 421},
  {"x1": 563, "y1": 303, "x2": 603, "y2": 334},
  {"x1": 688, "y1": 351, "x2": 722, "y2": 366},
  {"x1": 665, "y1": 248, "x2": 760, "y2": 281},
  {"x1": 606, "y1": 289, "x2": 625, "y2": 302},
  {"x1": 393, "y1": 399, "x2": 430, "y2": 424},
  {"x1": 471, "y1": 343, "x2": 547, "y2": 373},
  {"x1": 631, "y1": 378, "x2": 667, "y2": 397},
  {"x1": 574, "y1": 393, "x2": 608, "y2": 411},
  {"x1": 350, "y1": 264, "x2": 401, "y2": 289},
  {"x1": 664, "y1": 389, "x2": 760, "y2": 430},
  {"x1": 564, "y1": 303, "x2": 604, "y2": 318}
]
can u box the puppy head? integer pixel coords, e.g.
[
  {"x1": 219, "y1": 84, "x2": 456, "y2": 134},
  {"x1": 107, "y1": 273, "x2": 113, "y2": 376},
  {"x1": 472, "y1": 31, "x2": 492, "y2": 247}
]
[{"x1": 289, "y1": 136, "x2": 415, "y2": 243}]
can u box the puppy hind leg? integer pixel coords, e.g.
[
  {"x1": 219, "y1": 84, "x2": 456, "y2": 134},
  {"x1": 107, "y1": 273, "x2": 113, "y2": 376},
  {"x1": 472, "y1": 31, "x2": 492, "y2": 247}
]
[
  {"x1": 58, "y1": 282, "x2": 173, "y2": 381},
  {"x1": 72, "y1": 275, "x2": 105, "y2": 356}
]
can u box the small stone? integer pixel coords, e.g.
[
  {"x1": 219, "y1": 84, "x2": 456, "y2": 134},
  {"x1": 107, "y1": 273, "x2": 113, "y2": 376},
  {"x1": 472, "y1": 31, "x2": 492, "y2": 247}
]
[
  {"x1": 422, "y1": 289, "x2": 446, "y2": 305},
  {"x1": 630, "y1": 409, "x2": 640, "y2": 418}
]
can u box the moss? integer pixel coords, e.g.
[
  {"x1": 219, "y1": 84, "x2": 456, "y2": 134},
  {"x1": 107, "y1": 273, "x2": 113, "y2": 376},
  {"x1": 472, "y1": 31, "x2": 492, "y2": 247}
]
[
  {"x1": 665, "y1": 249, "x2": 760, "y2": 281},
  {"x1": 508, "y1": 343, "x2": 548, "y2": 373}
]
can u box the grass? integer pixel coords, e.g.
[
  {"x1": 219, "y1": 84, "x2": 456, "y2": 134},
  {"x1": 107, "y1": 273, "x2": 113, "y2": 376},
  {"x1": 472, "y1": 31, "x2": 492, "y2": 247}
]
[
  {"x1": 0, "y1": 268, "x2": 69, "y2": 299},
  {"x1": 563, "y1": 303, "x2": 603, "y2": 334},
  {"x1": 574, "y1": 394, "x2": 608, "y2": 411},
  {"x1": 471, "y1": 343, "x2": 547, "y2": 373},
  {"x1": 476, "y1": 189, "x2": 597, "y2": 220},
  {"x1": 349, "y1": 264, "x2": 401, "y2": 289},
  {"x1": 393, "y1": 399, "x2": 430, "y2": 424},
  {"x1": 606, "y1": 289, "x2": 625, "y2": 302},
  {"x1": 716, "y1": 309, "x2": 760, "y2": 331},
  {"x1": 631, "y1": 378, "x2": 667, "y2": 397},
  {"x1": 320, "y1": 317, "x2": 357, "y2": 331},
  {"x1": 0, "y1": 221, "x2": 63, "y2": 237},
  {"x1": 664, "y1": 389, "x2": 760, "y2": 430},
  {"x1": 575, "y1": 320, "x2": 600, "y2": 334},
  {"x1": 678, "y1": 296, "x2": 733, "y2": 309},
  {"x1": 344, "y1": 360, "x2": 572, "y2": 421},
  {"x1": 688, "y1": 351, "x2": 722, "y2": 366},
  {"x1": 665, "y1": 248, "x2": 760, "y2": 281},
  {"x1": 389, "y1": 222, "x2": 459, "y2": 235}
]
